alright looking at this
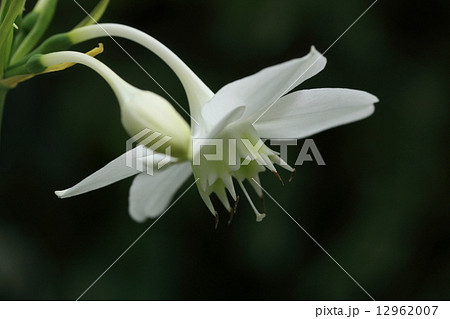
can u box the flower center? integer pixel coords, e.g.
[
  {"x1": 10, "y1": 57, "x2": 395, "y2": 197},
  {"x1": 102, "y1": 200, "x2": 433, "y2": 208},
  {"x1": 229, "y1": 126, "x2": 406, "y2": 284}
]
[{"x1": 191, "y1": 121, "x2": 294, "y2": 225}]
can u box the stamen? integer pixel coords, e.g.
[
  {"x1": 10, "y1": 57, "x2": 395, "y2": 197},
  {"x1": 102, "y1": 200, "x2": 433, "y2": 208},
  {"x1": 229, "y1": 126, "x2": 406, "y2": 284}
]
[
  {"x1": 289, "y1": 168, "x2": 297, "y2": 183},
  {"x1": 271, "y1": 155, "x2": 295, "y2": 172},
  {"x1": 261, "y1": 153, "x2": 277, "y2": 172},
  {"x1": 215, "y1": 187, "x2": 231, "y2": 211},
  {"x1": 272, "y1": 171, "x2": 284, "y2": 186},
  {"x1": 214, "y1": 211, "x2": 219, "y2": 229},
  {"x1": 237, "y1": 180, "x2": 266, "y2": 222},
  {"x1": 249, "y1": 175, "x2": 263, "y2": 197},
  {"x1": 198, "y1": 187, "x2": 215, "y2": 214},
  {"x1": 222, "y1": 175, "x2": 237, "y2": 200},
  {"x1": 228, "y1": 196, "x2": 240, "y2": 225},
  {"x1": 268, "y1": 153, "x2": 296, "y2": 184},
  {"x1": 261, "y1": 195, "x2": 266, "y2": 213}
]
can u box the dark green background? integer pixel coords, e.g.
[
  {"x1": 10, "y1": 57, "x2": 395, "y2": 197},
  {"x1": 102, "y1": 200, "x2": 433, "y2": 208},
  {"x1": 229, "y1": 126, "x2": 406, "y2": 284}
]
[{"x1": 1, "y1": 0, "x2": 449, "y2": 300}]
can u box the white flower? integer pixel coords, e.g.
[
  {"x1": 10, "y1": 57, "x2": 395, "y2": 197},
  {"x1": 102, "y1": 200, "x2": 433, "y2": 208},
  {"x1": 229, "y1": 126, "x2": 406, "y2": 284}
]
[{"x1": 44, "y1": 24, "x2": 378, "y2": 225}]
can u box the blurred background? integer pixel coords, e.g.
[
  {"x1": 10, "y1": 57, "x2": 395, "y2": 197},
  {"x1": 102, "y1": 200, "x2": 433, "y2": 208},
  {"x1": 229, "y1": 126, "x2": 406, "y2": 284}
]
[{"x1": 0, "y1": 0, "x2": 449, "y2": 300}]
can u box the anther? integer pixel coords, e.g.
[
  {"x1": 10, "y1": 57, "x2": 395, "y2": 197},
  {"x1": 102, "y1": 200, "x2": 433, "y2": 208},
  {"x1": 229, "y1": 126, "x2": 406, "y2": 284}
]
[
  {"x1": 228, "y1": 196, "x2": 240, "y2": 225},
  {"x1": 289, "y1": 168, "x2": 296, "y2": 182},
  {"x1": 272, "y1": 171, "x2": 284, "y2": 186},
  {"x1": 214, "y1": 211, "x2": 219, "y2": 230}
]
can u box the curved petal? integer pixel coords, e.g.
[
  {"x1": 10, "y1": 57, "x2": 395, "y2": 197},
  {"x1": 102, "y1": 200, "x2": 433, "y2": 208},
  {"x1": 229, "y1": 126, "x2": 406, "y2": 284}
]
[
  {"x1": 202, "y1": 46, "x2": 326, "y2": 125},
  {"x1": 129, "y1": 161, "x2": 192, "y2": 222},
  {"x1": 254, "y1": 88, "x2": 378, "y2": 139},
  {"x1": 193, "y1": 105, "x2": 245, "y2": 139},
  {"x1": 55, "y1": 146, "x2": 175, "y2": 198},
  {"x1": 70, "y1": 24, "x2": 214, "y2": 125}
]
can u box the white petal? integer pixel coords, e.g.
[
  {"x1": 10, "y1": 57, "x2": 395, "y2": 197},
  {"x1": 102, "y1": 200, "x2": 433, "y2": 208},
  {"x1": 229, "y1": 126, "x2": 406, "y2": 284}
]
[
  {"x1": 129, "y1": 161, "x2": 192, "y2": 222},
  {"x1": 254, "y1": 88, "x2": 378, "y2": 139},
  {"x1": 194, "y1": 105, "x2": 245, "y2": 139},
  {"x1": 55, "y1": 146, "x2": 174, "y2": 198},
  {"x1": 202, "y1": 46, "x2": 326, "y2": 125}
]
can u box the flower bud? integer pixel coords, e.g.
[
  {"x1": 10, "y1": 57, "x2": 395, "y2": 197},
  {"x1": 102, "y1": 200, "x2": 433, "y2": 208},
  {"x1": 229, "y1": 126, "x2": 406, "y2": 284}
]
[{"x1": 118, "y1": 87, "x2": 192, "y2": 159}]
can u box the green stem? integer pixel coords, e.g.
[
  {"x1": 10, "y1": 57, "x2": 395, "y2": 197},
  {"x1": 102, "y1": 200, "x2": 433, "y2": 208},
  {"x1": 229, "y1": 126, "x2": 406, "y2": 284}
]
[
  {"x1": 10, "y1": 0, "x2": 58, "y2": 64},
  {"x1": 68, "y1": 23, "x2": 213, "y2": 121},
  {"x1": 3, "y1": 60, "x2": 28, "y2": 77},
  {"x1": 73, "y1": 0, "x2": 109, "y2": 29},
  {"x1": 0, "y1": 0, "x2": 26, "y2": 77},
  {"x1": 0, "y1": 0, "x2": 25, "y2": 48},
  {"x1": 0, "y1": 0, "x2": 13, "y2": 21}
]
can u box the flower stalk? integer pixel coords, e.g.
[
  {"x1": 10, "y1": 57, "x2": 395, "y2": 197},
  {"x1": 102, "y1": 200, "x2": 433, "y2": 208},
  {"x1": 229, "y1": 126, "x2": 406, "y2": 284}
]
[
  {"x1": 73, "y1": 0, "x2": 110, "y2": 29},
  {"x1": 11, "y1": 23, "x2": 214, "y2": 127},
  {"x1": 30, "y1": 50, "x2": 192, "y2": 158},
  {"x1": 68, "y1": 23, "x2": 215, "y2": 118},
  {"x1": 0, "y1": 0, "x2": 111, "y2": 135}
]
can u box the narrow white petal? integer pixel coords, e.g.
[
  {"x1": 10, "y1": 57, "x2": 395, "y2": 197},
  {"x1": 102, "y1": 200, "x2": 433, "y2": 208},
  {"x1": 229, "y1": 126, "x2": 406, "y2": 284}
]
[
  {"x1": 202, "y1": 46, "x2": 326, "y2": 125},
  {"x1": 197, "y1": 185, "x2": 216, "y2": 215},
  {"x1": 254, "y1": 88, "x2": 378, "y2": 139},
  {"x1": 129, "y1": 162, "x2": 192, "y2": 222},
  {"x1": 55, "y1": 146, "x2": 174, "y2": 198},
  {"x1": 214, "y1": 186, "x2": 231, "y2": 211}
]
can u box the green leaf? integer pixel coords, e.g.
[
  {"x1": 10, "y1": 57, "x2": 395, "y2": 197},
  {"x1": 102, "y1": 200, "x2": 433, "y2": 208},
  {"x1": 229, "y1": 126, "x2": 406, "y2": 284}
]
[
  {"x1": 73, "y1": 0, "x2": 110, "y2": 29},
  {"x1": 1, "y1": 27, "x2": 13, "y2": 71},
  {"x1": 5, "y1": 31, "x2": 72, "y2": 73},
  {"x1": 11, "y1": 10, "x2": 38, "y2": 52},
  {"x1": 0, "y1": 0, "x2": 13, "y2": 22},
  {"x1": 0, "y1": 0, "x2": 24, "y2": 47},
  {"x1": 0, "y1": 0, "x2": 26, "y2": 77}
]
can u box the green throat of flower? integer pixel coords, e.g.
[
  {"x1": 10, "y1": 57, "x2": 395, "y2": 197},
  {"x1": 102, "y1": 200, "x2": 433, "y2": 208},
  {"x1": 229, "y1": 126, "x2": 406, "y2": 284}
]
[{"x1": 191, "y1": 121, "x2": 294, "y2": 225}]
